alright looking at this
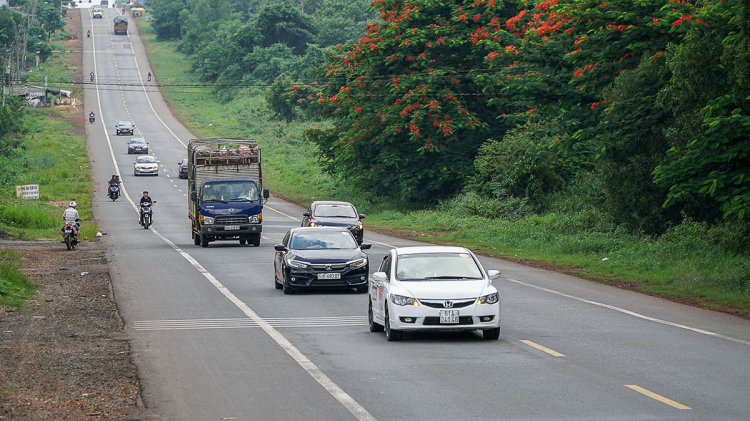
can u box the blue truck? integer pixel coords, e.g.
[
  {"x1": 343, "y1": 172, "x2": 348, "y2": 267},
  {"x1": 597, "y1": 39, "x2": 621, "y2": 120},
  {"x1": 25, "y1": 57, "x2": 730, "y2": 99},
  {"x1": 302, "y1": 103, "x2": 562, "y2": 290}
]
[{"x1": 188, "y1": 138, "x2": 269, "y2": 248}]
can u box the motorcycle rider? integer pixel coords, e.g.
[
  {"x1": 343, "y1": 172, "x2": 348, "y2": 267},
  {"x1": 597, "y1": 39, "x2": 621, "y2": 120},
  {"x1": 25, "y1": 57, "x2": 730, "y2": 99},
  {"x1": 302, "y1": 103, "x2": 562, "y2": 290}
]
[
  {"x1": 60, "y1": 201, "x2": 80, "y2": 241},
  {"x1": 87, "y1": 29, "x2": 91, "y2": 38},
  {"x1": 90, "y1": 71, "x2": 95, "y2": 82},
  {"x1": 89, "y1": 111, "x2": 95, "y2": 123},
  {"x1": 139, "y1": 191, "x2": 153, "y2": 225},
  {"x1": 147, "y1": 71, "x2": 152, "y2": 81},
  {"x1": 108, "y1": 174, "x2": 120, "y2": 197}
]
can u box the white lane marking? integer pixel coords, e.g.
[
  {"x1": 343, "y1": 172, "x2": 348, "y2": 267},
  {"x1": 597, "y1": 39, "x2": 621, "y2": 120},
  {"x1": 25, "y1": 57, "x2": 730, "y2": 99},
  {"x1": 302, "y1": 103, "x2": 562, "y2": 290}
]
[
  {"x1": 369, "y1": 239, "x2": 396, "y2": 248},
  {"x1": 92, "y1": 17, "x2": 376, "y2": 421},
  {"x1": 133, "y1": 316, "x2": 368, "y2": 331},
  {"x1": 265, "y1": 205, "x2": 302, "y2": 222},
  {"x1": 506, "y1": 278, "x2": 750, "y2": 346}
]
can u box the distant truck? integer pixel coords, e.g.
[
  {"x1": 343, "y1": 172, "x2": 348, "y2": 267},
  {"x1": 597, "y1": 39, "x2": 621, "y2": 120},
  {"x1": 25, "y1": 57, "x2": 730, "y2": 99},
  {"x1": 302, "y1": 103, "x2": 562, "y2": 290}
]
[
  {"x1": 187, "y1": 139, "x2": 269, "y2": 248},
  {"x1": 100, "y1": 0, "x2": 108, "y2": 6},
  {"x1": 113, "y1": 16, "x2": 127, "y2": 35}
]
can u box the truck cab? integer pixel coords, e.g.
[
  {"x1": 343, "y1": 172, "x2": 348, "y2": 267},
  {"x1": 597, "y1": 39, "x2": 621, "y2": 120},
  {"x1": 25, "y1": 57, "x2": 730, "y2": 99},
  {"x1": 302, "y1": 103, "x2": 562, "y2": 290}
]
[{"x1": 195, "y1": 178, "x2": 269, "y2": 247}]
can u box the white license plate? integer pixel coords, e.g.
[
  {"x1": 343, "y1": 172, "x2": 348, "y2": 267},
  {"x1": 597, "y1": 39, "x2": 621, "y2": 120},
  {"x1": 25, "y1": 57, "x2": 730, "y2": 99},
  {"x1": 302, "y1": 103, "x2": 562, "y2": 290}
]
[
  {"x1": 318, "y1": 273, "x2": 341, "y2": 280},
  {"x1": 439, "y1": 310, "x2": 460, "y2": 324},
  {"x1": 224, "y1": 225, "x2": 240, "y2": 230}
]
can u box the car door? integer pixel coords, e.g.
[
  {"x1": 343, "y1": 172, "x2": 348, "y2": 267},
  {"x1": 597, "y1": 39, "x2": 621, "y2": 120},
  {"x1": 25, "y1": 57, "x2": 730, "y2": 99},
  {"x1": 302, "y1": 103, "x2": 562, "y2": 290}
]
[
  {"x1": 375, "y1": 253, "x2": 392, "y2": 321},
  {"x1": 275, "y1": 232, "x2": 290, "y2": 281}
]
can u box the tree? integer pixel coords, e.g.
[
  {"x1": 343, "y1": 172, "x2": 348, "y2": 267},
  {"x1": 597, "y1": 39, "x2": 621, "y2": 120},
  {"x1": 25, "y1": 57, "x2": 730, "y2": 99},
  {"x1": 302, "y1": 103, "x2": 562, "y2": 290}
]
[
  {"x1": 37, "y1": 2, "x2": 63, "y2": 41},
  {"x1": 151, "y1": 0, "x2": 183, "y2": 40},
  {"x1": 255, "y1": 2, "x2": 316, "y2": 54}
]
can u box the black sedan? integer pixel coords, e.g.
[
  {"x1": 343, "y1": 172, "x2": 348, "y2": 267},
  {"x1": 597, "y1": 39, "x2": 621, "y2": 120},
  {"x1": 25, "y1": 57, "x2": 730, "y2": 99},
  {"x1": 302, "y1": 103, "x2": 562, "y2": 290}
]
[
  {"x1": 127, "y1": 138, "x2": 149, "y2": 154},
  {"x1": 274, "y1": 227, "x2": 371, "y2": 294},
  {"x1": 301, "y1": 201, "x2": 366, "y2": 244},
  {"x1": 116, "y1": 121, "x2": 134, "y2": 136}
]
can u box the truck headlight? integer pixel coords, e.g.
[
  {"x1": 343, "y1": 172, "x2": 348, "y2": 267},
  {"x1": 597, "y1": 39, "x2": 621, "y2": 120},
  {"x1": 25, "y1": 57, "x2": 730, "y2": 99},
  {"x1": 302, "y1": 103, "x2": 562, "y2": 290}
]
[
  {"x1": 249, "y1": 214, "x2": 260, "y2": 223},
  {"x1": 477, "y1": 292, "x2": 499, "y2": 305},
  {"x1": 348, "y1": 258, "x2": 367, "y2": 269},
  {"x1": 391, "y1": 294, "x2": 419, "y2": 306},
  {"x1": 287, "y1": 259, "x2": 308, "y2": 269},
  {"x1": 201, "y1": 216, "x2": 214, "y2": 225}
]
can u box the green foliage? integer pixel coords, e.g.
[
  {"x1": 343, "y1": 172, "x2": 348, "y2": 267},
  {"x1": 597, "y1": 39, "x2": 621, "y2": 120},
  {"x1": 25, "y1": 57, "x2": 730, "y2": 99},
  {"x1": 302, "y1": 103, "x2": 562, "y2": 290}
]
[
  {"x1": 255, "y1": 2, "x2": 316, "y2": 54},
  {"x1": 439, "y1": 191, "x2": 531, "y2": 221},
  {"x1": 0, "y1": 97, "x2": 26, "y2": 155},
  {"x1": 150, "y1": 0, "x2": 184, "y2": 40},
  {"x1": 312, "y1": 0, "x2": 376, "y2": 47},
  {"x1": 0, "y1": 249, "x2": 36, "y2": 309}
]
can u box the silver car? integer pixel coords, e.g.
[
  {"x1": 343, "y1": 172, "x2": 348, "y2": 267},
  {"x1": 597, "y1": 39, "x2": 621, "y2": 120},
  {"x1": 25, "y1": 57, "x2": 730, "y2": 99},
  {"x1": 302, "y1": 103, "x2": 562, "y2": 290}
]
[{"x1": 133, "y1": 155, "x2": 159, "y2": 176}]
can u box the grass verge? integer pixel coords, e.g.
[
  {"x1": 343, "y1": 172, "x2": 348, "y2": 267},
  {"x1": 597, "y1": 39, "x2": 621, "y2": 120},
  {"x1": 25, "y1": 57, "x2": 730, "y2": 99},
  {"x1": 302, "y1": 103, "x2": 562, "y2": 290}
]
[
  {"x1": 137, "y1": 19, "x2": 749, "y2": 315},
  {"x1": 0, "y1": 250, "x2": 36, "y2": 308}
]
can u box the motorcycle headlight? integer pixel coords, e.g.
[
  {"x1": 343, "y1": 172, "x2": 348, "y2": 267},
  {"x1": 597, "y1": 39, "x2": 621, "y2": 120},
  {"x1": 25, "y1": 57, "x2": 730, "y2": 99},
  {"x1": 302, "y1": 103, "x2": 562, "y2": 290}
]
[
  {"x1": 249, "y1": 214, "x2": 260, "y2": 223},
  {"x1": 308, "y1": 221, "x2": 316, "y2": 227},
  {"x1": 287, "y1": 259, "x2": 308, "y2": 269},
  {"x1": 348, "y1": 258, "x2": 367, "y2": 269},
  {"x1": 391, "y1": 294, "x2": 419, "y2": 306},
  {"x1": 477, "y1": 292, "x2": 499, "y2": 305},
  {"x1": 201, "y1": 216, "x2": 214, "y2": 225}
]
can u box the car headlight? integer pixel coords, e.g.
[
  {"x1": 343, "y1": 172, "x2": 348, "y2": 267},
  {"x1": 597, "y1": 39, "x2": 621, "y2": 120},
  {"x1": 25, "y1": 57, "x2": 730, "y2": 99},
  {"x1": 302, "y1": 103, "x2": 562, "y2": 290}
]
[
  {"x1": 201, "y1": 216, "x2": 214, "y2": 225},
  {"x1": 348, "y1": 258, "x2": 367, "y2": 269},
  {"x1": 249, "y1": 214, "x2": 260, "y2": 223},
  {"x1": 352, "y1": 224, "x2": 363, "y2": 230},
  {"x1": 287, "y1": 259, "x2": 308, "y2": 269},
  {"x1": 477, "y1": 292, "x2": 499, "y2": 305},
  {"x1": 391, "y1": 294, "x2": 419, "y2": 306}
]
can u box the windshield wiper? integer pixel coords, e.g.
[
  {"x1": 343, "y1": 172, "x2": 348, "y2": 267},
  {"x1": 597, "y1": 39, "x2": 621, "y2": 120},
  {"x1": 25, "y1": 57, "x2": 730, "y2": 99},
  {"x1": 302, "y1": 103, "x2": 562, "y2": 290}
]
[
  {"x1": 205, "y1": 199, "x2": 228, "y2": 204},
  {"x1": 423, "y1": 276, "x2": 481, "y2": 280},
  {"x1": 229, "y1": 198, "x2": 254, "y2": 202}
]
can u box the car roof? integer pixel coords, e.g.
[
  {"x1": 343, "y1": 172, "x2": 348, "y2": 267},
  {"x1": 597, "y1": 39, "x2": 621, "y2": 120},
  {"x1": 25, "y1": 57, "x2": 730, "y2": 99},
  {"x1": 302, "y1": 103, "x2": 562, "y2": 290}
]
[
  {"x1": 312, "y1": 201, "x2": 354, "y2": 207},
  {"x1": 290, "y1": 226, "x2": 351, "y2": 234},
  {"x1": 393, "y1": 246, "x2": 472, "y2": 256},
  {"x1": 129, "y1": 138, "x2": 145, "y2": 142},
  {"x1": 136, "y1": 155, "x2": 155, "y2": 161},
  {"x1": 118, "y1": 121, "x2": 132, "y2": 125}
]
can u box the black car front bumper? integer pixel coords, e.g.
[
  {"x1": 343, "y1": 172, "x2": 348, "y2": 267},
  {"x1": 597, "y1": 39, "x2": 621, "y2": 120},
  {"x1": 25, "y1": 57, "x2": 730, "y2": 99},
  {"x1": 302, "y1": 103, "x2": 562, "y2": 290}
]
[
  {"x1": 117, "y1": 129, "x2": 134, "y2": 135},
  {"x1": 287, "y1": 265, "x2": 368, "y2": 288}
]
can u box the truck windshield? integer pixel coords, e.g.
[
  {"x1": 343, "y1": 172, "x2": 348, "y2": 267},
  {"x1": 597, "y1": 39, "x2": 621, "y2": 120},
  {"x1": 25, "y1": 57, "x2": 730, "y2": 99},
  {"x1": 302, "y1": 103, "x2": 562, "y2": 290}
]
[{"x1": 202, "y1": 181, "x2": 259, "y2": 203}]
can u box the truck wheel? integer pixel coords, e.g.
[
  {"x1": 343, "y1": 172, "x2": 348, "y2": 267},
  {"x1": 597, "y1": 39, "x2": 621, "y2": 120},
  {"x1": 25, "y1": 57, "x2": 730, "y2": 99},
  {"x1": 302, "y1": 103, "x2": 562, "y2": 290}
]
[
  {"x1": 193, "y1": 233, "x2": 200, "y2": 246},
  {"x1": 239, "y1": 239, "x2": 246, "y2": 245},
  {"x1": 251, "y1": 234, "x2": 261, "y2": 247},
  {"x1": 200, "y1": 234, "x2": 209, "y2": 248}
]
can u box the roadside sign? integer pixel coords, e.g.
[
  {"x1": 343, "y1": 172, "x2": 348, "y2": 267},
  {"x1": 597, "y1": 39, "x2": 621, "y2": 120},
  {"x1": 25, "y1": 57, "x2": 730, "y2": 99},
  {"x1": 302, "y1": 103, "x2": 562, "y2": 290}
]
[{"x1": 16, "y1": 184, "x2": 40, "y2": 199}]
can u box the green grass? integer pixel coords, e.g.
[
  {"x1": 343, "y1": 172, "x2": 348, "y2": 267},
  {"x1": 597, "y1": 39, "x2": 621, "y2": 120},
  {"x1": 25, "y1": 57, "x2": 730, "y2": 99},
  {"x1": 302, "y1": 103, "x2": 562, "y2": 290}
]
[
  {"x1": 0, "y1": 250, "x2": 36, "y2": 308},
  {"x1": 137, "y1": 19, "x2": 750, "y2": 314}
]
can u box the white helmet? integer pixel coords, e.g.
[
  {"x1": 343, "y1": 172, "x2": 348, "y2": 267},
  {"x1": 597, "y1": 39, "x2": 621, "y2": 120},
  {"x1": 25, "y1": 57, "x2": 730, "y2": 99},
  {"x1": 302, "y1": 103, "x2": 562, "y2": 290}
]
[{"x1": 69, "y1": 201, "x2": 77, "y2": 208}]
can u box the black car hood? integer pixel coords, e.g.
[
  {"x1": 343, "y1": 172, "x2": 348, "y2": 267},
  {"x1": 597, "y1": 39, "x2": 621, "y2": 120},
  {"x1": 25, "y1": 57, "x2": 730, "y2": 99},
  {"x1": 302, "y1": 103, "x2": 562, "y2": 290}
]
[
  {"x1": 291, "y1": 249, "x2": 364, "y2": 264},
  {"x1": 312, "y1": 216, "x2": 359, "y2": 227}
]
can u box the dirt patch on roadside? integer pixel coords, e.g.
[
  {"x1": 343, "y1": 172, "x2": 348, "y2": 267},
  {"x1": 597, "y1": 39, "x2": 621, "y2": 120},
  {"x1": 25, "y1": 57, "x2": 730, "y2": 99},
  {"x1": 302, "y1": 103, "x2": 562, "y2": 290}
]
[
  {"x1": 58, "y1": 11, "x2": 85, "y2": 132},
  {"x1": 0, "y1": 241, "x2": 145, "y2": 420}
]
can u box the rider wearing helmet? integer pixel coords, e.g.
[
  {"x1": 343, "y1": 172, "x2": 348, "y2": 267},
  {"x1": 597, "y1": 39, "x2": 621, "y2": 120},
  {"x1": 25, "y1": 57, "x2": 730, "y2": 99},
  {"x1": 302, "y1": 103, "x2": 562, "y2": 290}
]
[
  {"x1": 61, "y1": 201, "x2": 80, "y2": 240},
  {"x1": 139, "y1": 191, "x2": 153, "y2": 225},
  {"x1": 108, "y1": 174, "x2": 121, "y2": 186}
]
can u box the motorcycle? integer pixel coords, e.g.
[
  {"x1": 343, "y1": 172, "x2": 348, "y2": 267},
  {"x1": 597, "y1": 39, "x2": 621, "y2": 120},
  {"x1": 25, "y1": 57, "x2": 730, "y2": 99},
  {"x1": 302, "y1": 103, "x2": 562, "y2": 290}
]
[
  {"x1": 87, "y1": 30, "x2": 90, "y2": 38},
  {"x1": 63, "y1": 220, "x2": 80, "y2": 250},
  {"x1": 108, "y1": 183, "x2": 119, "y2": 201},
  {"x1": 147, "y1": 73, "x2": 151, "y2": 82},
  {"x1": 140, "y1": 201, "x2": 156, "y2": 229},
  {"x1": 89, "y1": 115, "x2": 95, "y2": 124},
  {"x1": 90, "y1": 72, "x2": 95, "y2": 82}
]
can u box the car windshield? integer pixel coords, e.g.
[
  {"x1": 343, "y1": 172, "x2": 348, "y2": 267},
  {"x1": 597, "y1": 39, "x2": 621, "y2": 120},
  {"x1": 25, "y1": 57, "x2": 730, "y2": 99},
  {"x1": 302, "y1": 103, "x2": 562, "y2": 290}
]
[
  {"x1": 119, "y1": 122, "x2": 132, "y2": 127},
  {"x1": 136, "y1": 156, "x2": 156, "y2": 164},
  {"x1": 202, "y1": 181, "x2": 259, "y2": 203},
  {"x1": 314, "y1": 204, "x2": 357, "y2": 218},
  {"x1": 130, "y1": 139, "x2": 145, "y2": 144},
  {"x1": 396, "y1": 252, "x2": 483, "y2": 281},
  {"x1": 290, "y1": 231, "x2": 358, "y2": 250}
]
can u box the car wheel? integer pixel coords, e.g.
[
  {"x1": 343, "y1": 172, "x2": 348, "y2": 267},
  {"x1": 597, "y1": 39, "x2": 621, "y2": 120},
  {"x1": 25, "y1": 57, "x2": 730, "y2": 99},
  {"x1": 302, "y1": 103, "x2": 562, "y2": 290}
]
[
  {"x1": 200, "y1": 234, "x2": 209, "y2": 248},
  {"x1": 128, "y1": 150, "x2": 132, "y2": 154},
  {"x1": 250, "y1": 233, "x2": 261, "y2": 247},
  {"x1": 193, "y1": 233, "x2": 200, "y2": 246},
  {"x1": 274, "y1": 266, "x2": 283, "y2": 290},
  {"x1": 356, "y1": 285, "x2": 368, "y2": 293},
  {"x1": 368, "y1": 300, "x2": 383, "y2": 333},
  {"x1": 384, "y1": 306, "x2": 402, "y2": 341},
  {"x1": 239, "y1": 239, "x2": 246, "y2": 245},
  {"x1": 282, "y1": 279, "x2": 295, "y2": 295},
  {"x1": 482, "y1": 328, "x2": 501, "y2": 340}
]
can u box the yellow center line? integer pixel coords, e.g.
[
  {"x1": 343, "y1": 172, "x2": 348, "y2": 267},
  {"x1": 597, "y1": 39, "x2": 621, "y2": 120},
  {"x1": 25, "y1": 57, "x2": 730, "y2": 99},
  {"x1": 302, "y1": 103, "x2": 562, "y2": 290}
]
[
  {"x1": 624, "y1": 385, "x2": 691, "y2": 409},
  {"x1": 519, "y1": 340, "x2": 565, "y2": 357}
]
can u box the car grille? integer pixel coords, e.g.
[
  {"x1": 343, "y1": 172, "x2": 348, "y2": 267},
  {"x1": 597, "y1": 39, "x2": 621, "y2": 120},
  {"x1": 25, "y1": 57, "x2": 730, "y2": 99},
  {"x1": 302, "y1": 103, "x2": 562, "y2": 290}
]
[
  {"x1": 423, "y1": 316, "x2": 474, "y2": 326},
  {"x1": 418, "y1": 299, "x2": 475, "y2": 309},
  {"x1": 308, "y1": 263, "x2": 348, "y2": 270},
  {"x1": 215, "y1": 215, "x2": 248, "y2": 225}
]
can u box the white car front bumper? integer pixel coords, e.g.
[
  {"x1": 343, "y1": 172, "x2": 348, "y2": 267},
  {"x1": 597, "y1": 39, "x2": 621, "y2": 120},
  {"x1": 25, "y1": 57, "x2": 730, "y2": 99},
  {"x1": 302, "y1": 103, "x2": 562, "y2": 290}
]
[{"x1": 388, "y1": 300, "x2": 500, "y2": 331}]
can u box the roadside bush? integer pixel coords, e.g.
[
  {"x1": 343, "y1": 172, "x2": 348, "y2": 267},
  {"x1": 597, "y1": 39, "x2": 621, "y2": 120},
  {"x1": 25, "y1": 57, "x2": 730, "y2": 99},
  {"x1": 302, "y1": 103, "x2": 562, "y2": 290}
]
[
  {"x1": 0, "y1": 204, "x2": 59, "y2": 230},
  {"x1": 0, "y1": 249, "x2": 36, "y2": 307},
  {"x1": 439, "y1": 191, "x2": 532, "y2": 221}
]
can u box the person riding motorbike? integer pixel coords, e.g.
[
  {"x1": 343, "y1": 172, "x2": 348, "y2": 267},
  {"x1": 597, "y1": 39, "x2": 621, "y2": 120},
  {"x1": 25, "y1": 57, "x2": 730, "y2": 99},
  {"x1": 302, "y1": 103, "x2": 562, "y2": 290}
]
[
  {"x1": 60, "y1": 201, "x2": 80, "y2": 241},
  {"x1": 147, "y1": 72, "x2": 152, "y2": 82},
  {"x1": 139, "y1": 191, "x2": 153, "y2": 225},
  {"x1": 89, "y1": 111, "x2": 95, "y2": 123},
  {"x1": 87, "y1": 29, "x2": 91, "y2": 38},
  {"x1": 108, "y1": 174, "x2": 120, "y2": 198},
  {"x1": 90, "y1": 71, "x2": 95, "y2": 82}
]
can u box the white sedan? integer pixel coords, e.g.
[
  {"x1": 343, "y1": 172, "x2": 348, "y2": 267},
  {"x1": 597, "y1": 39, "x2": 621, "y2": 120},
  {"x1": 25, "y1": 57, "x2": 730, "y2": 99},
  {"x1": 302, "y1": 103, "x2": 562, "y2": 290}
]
[
  {"x1": 133, "y1": 155, "x2": 159, "y2": 176},
  {"x1": 368, "y1": 246, "x2": 501, "y2": 341}
]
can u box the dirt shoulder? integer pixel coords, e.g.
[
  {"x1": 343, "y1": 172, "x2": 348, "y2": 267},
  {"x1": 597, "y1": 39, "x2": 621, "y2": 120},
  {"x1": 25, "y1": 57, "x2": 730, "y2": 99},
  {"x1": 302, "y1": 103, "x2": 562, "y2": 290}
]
[{"x1": 0, "y1": 241, "x2": 144, "y2": 420}]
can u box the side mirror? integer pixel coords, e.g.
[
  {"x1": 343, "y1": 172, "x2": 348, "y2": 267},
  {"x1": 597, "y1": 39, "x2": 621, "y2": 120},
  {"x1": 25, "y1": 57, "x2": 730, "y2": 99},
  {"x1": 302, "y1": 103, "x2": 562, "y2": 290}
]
[
  {"x1": 190, "y1": 192, "x2": 197, "y2": 201},
  {"x1": 487, "y1": 270, "x2": 501, "y2": 282},
  {"x1": 360, "y1": 243, "x2": 372, "y2": 250},
  {"x1": 302, "y1": 212, "x2": 311, "y2": 218},
  {"x1": 359, "y1": 214, "x2": 367, "y2": 219},
  {"x1": 371, "y1": 272, "x2": 387, "y2": 283},
  {"x1": 273, "y1": 244, "x2": 287, "y2": 252},
  {"x1": 153, "y1": 201, "x2": 157, "y2": 204},
  {"x1": 263, "y1": 189, "x2": 270, "y2": 199}
]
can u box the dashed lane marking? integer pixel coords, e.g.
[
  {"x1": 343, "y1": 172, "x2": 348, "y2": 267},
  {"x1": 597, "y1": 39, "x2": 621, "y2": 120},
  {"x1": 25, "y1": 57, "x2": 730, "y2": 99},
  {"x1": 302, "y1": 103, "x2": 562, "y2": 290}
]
[
  {"x1": 624, "y1": 385, "x2": 691, "y2": 410},
  {"x1": 133, "y1": 316, "x2": 369, "y2": 331},
  {"x1": 519, "y1": 340, "x2": 565, "y2": 357}
]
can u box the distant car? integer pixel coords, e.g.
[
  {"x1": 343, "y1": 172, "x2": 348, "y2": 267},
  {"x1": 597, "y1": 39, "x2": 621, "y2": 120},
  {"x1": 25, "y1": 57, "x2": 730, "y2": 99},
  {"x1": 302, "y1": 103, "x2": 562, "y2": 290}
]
[
  {"x1": 116, "y1": 121, "x2": 134, "y2": 135},
  {"x1": 133, "y1": 155, "x2": 158, "y2": 176},
  {"x1": 368, "y1": 246, "x2": 502, "y2": 341},
  {"x1": 100, "y1": 0, "x2": 108, "y2": 6},
  {"x1": 127, "y1": 138, "x2": 148, "y2": 154},
  {"x1": 273, "y1": 227, "x2": 371, "y2": 295},
  {"x1": 301, "y1": 201, "x2": 366, "y2": 244},
  {"x1": 178, "y1": 158, "x2": 188, "y2": 179},
  {"x1": 92, "y1": 7, "x2": 103, "y2": 18}
]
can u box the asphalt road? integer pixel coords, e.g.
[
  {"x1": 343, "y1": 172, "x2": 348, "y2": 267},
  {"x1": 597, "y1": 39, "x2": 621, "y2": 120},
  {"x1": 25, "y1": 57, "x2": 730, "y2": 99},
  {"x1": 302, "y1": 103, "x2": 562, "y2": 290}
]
[{"x1": 81, "y1": 8, "x2": 750, "y2": 421}]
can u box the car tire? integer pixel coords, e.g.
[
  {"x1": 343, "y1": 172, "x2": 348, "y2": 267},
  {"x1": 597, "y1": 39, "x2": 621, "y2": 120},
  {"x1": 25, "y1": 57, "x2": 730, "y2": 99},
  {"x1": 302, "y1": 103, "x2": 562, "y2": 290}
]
[
  {"x1": 200, "y1": 234, "x2": 209, "y2": 248},
  {"x1": 384, "y1": 306, "x2": 402, "y2": 341},
  {"x1": 282, "y1": 280, "x2": 295, "y2": 295},
  {"x1": 368, "y1": 300, "x2": 384, "y2": 333},
  {"x1": 193, "y1": 233, "x2": 200, "y2": 246},
  {"x1": 250, "y1": 233, "x2": 261, "y2": 247},
  {"x1": 482, "y1": 327, "x2": 501, "y2": 340},
  {"x1": 128, "y1": 150, "x2": 132, "y2": 154},
  {"x1": 239, "y1": 239, "x2": 246, "y2": 245},
  {"x1": 274, "y1": 267, "x2": 283, "y2": 290},
  {"x1": 356, "y1": 285, "x2": 368, "y2": 293}
]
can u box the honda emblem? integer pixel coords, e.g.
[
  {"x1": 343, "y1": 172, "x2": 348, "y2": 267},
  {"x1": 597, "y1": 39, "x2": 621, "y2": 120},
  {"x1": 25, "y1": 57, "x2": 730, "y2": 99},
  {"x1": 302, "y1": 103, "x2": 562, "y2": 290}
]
[
  {"x1": 443, "y1": 300, "x2": 454, "y2": 308},
  {"x1": 326, "y1": 265, "x2": 332, "y2": 271}
]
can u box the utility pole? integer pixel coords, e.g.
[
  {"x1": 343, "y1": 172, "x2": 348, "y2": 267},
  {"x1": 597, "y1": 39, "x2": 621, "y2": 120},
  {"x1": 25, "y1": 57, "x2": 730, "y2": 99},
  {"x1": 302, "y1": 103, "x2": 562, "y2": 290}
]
[{"x1": 2, "y1": 50, "x2": 6, "y2": 107}]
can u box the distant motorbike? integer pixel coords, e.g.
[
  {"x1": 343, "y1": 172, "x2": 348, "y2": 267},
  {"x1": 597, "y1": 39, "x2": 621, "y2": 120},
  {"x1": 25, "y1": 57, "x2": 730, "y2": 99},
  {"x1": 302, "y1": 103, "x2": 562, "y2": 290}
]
[
  {"x1": 89, "y1": 112, "x2": 95, "y2": 124},
  {"x1": 87, "y1": 30, "x2": 91, "y2": 38},
  {"x1": 63, "y1": 220, "x2": 80, "y2": 250},
  {"x1": 147, "y1": 72, "x2": 151, "y2": 82},
  {"x1": 108, "y1": 183, "x2": 119, "y2": 201},
  {"x1": 90, "y1": 72, "x2": 94, "y2": 82},
  {"x1": 140, "y1": 201, "x2": 155, "y2": 229}
]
